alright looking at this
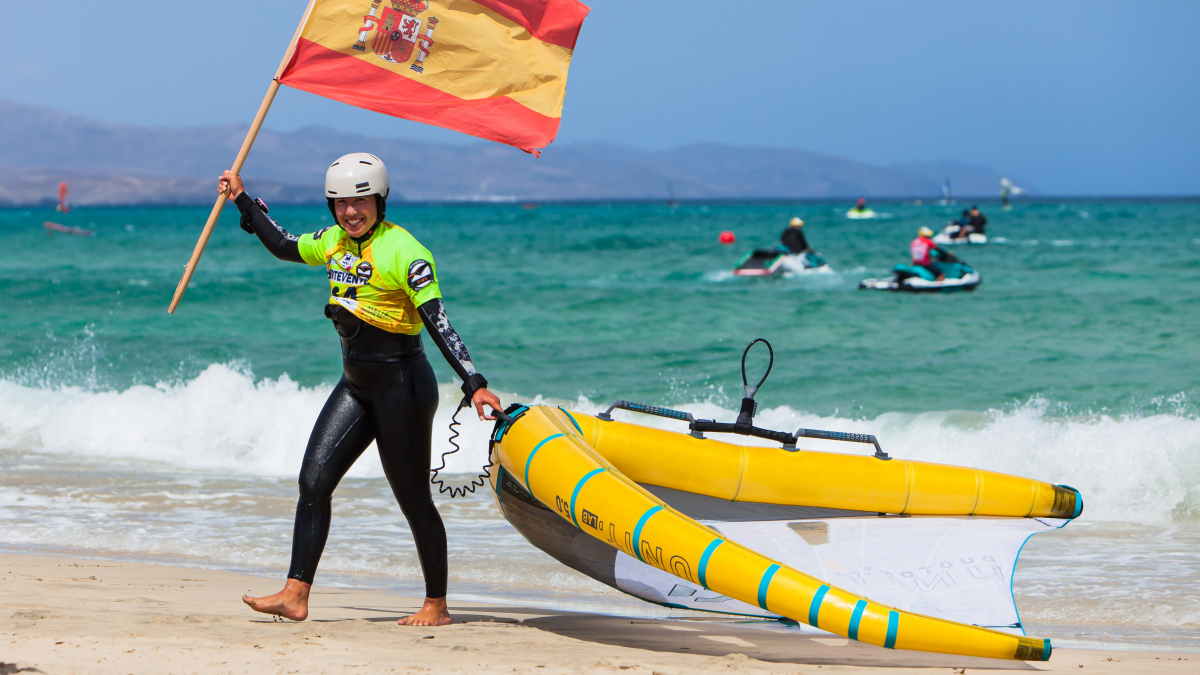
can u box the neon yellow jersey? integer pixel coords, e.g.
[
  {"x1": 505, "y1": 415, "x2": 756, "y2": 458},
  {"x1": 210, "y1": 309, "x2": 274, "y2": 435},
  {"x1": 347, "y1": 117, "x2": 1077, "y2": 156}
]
[{"x1": 297, "y1": 221, "x2": 441, "y2": 335}]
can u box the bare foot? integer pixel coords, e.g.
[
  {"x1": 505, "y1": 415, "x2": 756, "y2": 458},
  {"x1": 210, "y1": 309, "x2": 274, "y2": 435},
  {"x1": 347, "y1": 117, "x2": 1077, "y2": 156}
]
[
  {"x1": 242, "y1": 578, "x2": 311, "y2": 621},
  {"x1": 398, "y1": 597, "x2": 452, "y2": 626}
]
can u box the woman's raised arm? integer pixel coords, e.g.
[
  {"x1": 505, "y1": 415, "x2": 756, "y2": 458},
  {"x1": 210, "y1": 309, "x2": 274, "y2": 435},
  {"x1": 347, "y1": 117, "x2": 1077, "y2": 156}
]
[{"x1": 219, "y1": 170, "x2": 305, "y2": 263}]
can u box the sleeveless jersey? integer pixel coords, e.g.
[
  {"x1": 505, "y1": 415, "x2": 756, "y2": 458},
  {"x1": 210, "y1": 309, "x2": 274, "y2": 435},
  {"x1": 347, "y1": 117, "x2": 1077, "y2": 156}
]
[{"x1": 297, "y1": 221, "x2": 441, "y2": 335}]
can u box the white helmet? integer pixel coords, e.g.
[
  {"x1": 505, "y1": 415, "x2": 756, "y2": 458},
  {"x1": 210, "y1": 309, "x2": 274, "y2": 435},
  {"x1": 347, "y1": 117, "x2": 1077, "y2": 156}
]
[
  {"x1": 325, "y1": 153, "x2": 389, "y2": 199},
  {"x1": 790, "y1": 217, "x2": 804, "y2": 227}
]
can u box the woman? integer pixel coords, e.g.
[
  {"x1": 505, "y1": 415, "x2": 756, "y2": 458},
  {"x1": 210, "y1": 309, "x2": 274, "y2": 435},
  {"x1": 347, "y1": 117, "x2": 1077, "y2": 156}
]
[{"x1": 219, "y1": 153, "x2": 501, "y2": 627}]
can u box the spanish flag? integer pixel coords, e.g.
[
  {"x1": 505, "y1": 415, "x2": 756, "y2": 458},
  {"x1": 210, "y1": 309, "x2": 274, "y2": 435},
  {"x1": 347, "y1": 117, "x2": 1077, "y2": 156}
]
[{"x1": 278, "y1": 0, "x2": 589, "y2": 155}]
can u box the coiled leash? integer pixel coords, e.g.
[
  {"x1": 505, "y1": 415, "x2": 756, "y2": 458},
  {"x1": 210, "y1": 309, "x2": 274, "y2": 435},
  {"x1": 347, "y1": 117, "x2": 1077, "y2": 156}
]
[{"x1": 430, "y1": 395, "x2": 514, "y2": 498}]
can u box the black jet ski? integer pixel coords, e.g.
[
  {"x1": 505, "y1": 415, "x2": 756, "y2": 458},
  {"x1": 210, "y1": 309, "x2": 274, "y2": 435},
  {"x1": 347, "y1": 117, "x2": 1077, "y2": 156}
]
[
  {"x1": 859, "y1": 253, "x2": 981, "y2": 293},
  {"x1": 733, "y1": 246, "x2": 829, "y2": 276}
]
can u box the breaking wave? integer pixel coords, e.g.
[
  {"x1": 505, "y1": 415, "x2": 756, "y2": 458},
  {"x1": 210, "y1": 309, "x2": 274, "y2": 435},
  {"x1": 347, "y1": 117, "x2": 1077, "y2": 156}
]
[{"x1": 1, "y1": 363, "x2": 1197, "y2": 523}]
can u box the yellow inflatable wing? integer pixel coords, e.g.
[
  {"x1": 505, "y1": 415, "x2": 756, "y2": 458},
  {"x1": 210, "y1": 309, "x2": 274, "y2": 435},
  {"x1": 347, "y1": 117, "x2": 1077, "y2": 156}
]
[
  {"x1": 490, "y1": 404, "x2": 1075, "y2": 661},
  {"x1": 565, "y1": 407, "x2": 1080, "y2": 519}
]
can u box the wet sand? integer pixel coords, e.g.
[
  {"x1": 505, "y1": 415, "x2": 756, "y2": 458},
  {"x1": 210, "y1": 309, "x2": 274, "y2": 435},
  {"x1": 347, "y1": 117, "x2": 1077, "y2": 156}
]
[{"x1": 2, "y1": 553, "x2": 1194, "y2": 675}]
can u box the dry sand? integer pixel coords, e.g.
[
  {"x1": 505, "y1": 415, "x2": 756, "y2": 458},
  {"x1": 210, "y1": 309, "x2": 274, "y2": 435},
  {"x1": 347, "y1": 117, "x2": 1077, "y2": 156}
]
[{"x1": 1, "y1": 553, "x2": 1193, "y2": 675}]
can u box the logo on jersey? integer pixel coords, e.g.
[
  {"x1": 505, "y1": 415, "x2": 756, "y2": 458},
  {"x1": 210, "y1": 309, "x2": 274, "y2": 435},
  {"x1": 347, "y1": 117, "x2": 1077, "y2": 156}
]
[
  {"x1": 355, "y1": 261, "x2": 374, "y2": 282},
  {"x1": 328, "y1": 268, "x2": 371, "y2": 285},
  {"x1": 337, "y1": 252, "x2": 360, "y2": 271},
  {"x1": 408, "y1": 259, "x2": 434, "y2": 291}
]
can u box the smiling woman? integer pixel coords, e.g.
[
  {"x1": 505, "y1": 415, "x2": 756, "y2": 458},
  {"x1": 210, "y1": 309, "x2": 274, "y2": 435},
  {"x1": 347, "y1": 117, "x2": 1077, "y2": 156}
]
[
  {"x1": 215, "y1": 153, "x2": 503, "y2": 628},
  {"x1": 334, "y1": 196, "x2": 378, "y2": 237}
]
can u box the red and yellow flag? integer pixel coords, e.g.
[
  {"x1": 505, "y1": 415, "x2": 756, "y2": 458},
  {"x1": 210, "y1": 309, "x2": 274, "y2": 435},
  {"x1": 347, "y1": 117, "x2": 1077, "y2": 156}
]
[{"x1": 278, "y1": 0, "x2": 589, "y2": 155}]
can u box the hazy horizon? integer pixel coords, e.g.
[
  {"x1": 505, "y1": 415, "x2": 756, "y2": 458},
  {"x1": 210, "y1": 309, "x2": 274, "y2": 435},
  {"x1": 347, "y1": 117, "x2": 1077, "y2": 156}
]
[{"x1": 2, "y1": 1, "x2": 1197, "y2": 196}]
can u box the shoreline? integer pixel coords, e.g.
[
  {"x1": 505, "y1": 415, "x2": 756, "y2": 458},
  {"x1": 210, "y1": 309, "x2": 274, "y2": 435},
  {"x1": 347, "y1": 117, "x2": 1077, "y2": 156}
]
[{"x1": 3, "y1": 552, "x2": 1195, "y2": 675}]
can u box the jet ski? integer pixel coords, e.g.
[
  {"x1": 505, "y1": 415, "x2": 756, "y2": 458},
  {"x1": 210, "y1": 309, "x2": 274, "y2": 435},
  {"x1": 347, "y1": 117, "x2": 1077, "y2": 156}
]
[
  {"x1": 845, "y1": 208, "x2": 878, "y2": 220},
  {"x1": 933, "y1": 223, "x2": 987, "y2": 245},
  {"x1": 859, "y1": 254, "x2": 981, "y2": 293},
  {"x1": 733, "y1": 246, "x2": 829, "y2": 276}
]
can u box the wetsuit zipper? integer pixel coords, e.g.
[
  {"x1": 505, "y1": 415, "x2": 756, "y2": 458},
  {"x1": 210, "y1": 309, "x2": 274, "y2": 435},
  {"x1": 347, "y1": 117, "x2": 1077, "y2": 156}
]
[{"x1": 350, "y1": 224, "x2": 376, "y2": 255}]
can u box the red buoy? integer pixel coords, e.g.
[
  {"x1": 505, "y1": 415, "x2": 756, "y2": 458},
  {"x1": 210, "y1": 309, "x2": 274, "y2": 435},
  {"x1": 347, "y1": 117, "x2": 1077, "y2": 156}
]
[{"x1": 719, "y1": 230, "x2": 736, "y2": 244}]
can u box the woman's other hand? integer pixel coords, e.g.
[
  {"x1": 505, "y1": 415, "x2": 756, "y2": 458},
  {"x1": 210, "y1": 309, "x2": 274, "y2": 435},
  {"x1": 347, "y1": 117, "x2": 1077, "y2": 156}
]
[
  {"x1": 472, "y1": 388, "x2": 502, "y2": 421},
  {"x1": 219, "y1": 170, "x2": 245, "y2": 202}
]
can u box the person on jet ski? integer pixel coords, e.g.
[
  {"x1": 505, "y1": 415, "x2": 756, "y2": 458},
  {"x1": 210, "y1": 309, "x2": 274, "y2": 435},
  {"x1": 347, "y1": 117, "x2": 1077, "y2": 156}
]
[
  {"x1": 951, "y1": 208, "x2": 971, "y2": 239},
  {"x1": 912, "y1": 226, "x2": 948, "y2": 280},
  {"x1": 954, "y1": 205, "x2": 988, "y2": 240},
  {"x1": 780, "y1": 217, "x2": 812, "y2": 254},
  {"x1": 851, "y1": 197, "x2": 869, "y2": 215}
]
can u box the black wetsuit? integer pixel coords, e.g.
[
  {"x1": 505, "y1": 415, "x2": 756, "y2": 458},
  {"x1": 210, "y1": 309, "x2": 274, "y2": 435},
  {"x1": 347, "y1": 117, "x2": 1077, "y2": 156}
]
[
  {"x1": 780, "y1": 227, "x2": 810, "y2": 254},
  {"x1": 968, "y1": 211, "x2": 987, "y2": 234},
  {"x1": 236, "y1": 193, "x2": 486, "y2": 598}
]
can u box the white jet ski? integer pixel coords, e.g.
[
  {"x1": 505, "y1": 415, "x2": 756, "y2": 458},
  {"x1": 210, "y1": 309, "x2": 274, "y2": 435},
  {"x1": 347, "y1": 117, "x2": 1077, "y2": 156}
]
[{"x1": 933, "y1": 224, "x2": 987, "y2": 245}]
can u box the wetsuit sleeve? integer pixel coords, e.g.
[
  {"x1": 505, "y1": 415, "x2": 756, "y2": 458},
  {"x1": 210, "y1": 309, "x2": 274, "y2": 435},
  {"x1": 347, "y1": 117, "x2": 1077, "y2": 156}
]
[
  {"x1": 416, "y1": 299, "x2": 488, "y2": 397},
  {"x1": 234, "y1": 192, "x2": 304, "y2": 264}
]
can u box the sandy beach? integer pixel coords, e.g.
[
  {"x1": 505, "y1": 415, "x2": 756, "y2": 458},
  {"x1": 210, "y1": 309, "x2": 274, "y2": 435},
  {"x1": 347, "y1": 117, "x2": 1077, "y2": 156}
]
[{"x1": 1, "y1": 553, "x2": 1192, "y2": 675}]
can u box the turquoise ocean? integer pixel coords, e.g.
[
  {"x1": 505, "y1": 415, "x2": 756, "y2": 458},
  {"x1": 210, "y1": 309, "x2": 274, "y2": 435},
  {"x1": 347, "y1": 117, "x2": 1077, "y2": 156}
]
[{"x1": 2, "y1": 199, "x2": 1198, "y2": 649}]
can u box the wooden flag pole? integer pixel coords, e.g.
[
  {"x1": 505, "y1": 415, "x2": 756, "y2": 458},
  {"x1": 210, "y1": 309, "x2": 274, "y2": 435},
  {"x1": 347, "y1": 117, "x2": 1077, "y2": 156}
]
[
  {"x1": 167, "y1": 81, "x2": 279, "y2": 314},
  {"x1": 168, "y1": 0, "x2": 317, "y2": 314}
]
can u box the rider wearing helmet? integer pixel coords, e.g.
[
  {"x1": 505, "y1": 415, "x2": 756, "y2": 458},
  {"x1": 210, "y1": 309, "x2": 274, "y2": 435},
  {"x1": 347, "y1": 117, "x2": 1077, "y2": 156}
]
[
  {"x1": 218, "y1": 153, "x2": 500, "y2": 628},
  {"x1": 780, "y1": 217, "x2": 811, "y2": 254},
  {"x1": 912, "y1": 226, "x2": 946, "y2": 281},
  {"x1": 852, "y1": 197, "x2": 868, "y2": 214}
]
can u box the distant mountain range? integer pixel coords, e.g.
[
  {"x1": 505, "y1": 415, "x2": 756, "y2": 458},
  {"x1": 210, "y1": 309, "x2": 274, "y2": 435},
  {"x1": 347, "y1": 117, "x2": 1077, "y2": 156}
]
[{"x1": 0, "y1": 98, "x2": 1018, "y2": 206}]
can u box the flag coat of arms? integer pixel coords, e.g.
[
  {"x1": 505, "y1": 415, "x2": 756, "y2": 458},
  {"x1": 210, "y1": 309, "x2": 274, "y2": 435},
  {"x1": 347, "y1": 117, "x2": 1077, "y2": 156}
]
[{"x1": 279, "y1": 0, "x2": 590, "y2": 154}]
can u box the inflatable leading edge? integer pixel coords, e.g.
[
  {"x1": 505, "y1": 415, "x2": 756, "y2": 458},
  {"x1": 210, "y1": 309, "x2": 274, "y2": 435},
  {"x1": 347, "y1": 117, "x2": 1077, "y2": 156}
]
[
  {"x1": 491, "y1": 404, "x2": 1054, "y2": 661},
  {"x1": 563, "y1": 411, "x2": 1081, "y2": 519}
]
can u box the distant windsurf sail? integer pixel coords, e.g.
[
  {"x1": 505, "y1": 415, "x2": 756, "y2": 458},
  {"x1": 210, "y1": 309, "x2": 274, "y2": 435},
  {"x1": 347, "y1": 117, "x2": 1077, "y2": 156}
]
[
  {"x1": 56, "y1": 182, "x2": 71, "y2": 214},
  {"x1": 999, "y1": 177, "x2": 1025, "y2": 195}
]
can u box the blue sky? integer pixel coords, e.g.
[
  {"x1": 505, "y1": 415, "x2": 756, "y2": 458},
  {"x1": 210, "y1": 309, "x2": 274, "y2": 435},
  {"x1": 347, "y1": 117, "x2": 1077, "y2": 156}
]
[{"x1": 2, "y1": 1, "x2": 1197, "y2": 195}]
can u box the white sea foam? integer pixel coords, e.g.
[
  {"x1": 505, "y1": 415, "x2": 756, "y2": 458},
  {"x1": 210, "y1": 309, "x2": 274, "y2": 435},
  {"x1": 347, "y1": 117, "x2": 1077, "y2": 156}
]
[
  {"x1": 0, "y1": 363, "x2": 502, "y2": 480},
  {"x1": 1, "y1": 364, "x2": 1197, "y2": 524},
  {"x1": 779, "y1": 256, "x2": 835, "y2": 276}
]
